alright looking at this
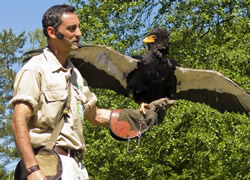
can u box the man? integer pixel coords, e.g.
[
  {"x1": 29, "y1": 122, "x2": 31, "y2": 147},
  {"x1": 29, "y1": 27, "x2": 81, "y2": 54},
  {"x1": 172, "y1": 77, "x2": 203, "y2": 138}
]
[{"x1": 11, "y1": 5, "x2": 173, "y2": 180}]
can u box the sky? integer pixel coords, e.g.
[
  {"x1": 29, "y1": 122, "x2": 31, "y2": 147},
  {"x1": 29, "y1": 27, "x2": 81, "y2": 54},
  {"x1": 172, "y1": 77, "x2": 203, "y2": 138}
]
[
  {"x1": 0, "y1": 0, "x2": 69, "y2": 35},
  {"x1": 0, "y1": 0, "x2": 69, "y2": 171}
]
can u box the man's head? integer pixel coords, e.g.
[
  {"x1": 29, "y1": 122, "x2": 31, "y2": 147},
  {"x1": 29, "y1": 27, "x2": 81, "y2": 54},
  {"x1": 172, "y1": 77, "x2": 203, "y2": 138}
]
[
  {"x1": 42, "y1": 5, "x2": 82, "y2": 50},
  {"x1": 42, "y1": 5, "x2": 75, "y2": 39}
]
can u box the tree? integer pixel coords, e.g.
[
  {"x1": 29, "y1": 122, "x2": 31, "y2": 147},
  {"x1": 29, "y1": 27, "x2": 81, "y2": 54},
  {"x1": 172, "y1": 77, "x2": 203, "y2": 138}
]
[
  {"x1": 0, "y1": 28, "x2": 26, "y2": 169},
  {"x1": 27, "y1": 29, "x2": 47, "y2": 50}
]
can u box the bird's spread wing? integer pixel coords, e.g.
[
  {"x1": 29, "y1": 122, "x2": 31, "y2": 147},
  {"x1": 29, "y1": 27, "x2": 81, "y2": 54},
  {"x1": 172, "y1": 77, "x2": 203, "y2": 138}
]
[
  {"x1": 23, "y1": 44, "x2": 250, "y2": 115},
  {"x1": 174, "y1": 67, "x2": 250, "y2": 114},
  {"x1": 69, "y1": 44, "x2": 139, "y2": 95}
]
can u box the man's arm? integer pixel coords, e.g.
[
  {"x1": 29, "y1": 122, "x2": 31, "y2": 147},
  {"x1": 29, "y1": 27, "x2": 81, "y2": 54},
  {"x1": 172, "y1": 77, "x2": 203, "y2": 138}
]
[
  {"x1": 12, "y1": 102, "x2": 46, "y2": 179},
  {"x1": 84, "y1": 105, "x2": 111, "y2": 126},
  {"x1": 84, "y1": 98, "x2": 175, "y2": 128}
]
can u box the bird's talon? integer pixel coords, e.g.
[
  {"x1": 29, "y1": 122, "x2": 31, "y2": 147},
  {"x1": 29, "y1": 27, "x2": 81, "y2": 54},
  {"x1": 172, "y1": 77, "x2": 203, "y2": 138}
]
[{"x1": 140, "y1": 103, "x2": 148, "y2": 115}]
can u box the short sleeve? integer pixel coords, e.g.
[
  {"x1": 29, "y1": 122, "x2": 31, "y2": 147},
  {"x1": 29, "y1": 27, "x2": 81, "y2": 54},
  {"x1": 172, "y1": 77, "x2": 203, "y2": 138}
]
[
  {"x1": 82, "y1": 86, "x2": 97, "y2": 113},
  {"x1": 10, "y1": 69, "x2": 40, "y2": 114}
]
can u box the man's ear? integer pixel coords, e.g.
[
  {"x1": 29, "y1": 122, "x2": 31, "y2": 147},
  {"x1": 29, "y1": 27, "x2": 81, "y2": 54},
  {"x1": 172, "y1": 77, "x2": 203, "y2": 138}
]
[{"x1": 47, "y1": 26, "x2": 57, "y2": 39}]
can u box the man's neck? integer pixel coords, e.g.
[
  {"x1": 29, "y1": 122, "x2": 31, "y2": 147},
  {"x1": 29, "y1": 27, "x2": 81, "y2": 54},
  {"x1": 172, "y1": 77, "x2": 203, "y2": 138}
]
[{"x1": 48, "y1": 44, "x2": 70, "y2": 67}]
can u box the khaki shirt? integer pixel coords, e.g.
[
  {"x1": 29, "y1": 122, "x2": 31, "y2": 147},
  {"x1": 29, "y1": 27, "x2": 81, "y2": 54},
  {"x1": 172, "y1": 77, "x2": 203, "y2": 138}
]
[{"x1": 11, "y1": 48, "x2": 97, "y2": 153}]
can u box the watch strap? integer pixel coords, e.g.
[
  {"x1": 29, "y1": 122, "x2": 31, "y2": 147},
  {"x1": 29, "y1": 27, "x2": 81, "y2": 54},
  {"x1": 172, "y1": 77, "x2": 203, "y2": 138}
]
[{"x1": 27, "y1": 165, "x2": 40, "y2": 175}]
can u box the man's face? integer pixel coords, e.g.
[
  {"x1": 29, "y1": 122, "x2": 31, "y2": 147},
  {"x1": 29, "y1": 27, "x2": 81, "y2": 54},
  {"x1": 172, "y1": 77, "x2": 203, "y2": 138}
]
[{"x1": 57, "y1": 12, "x2": 82, "y2": 50}]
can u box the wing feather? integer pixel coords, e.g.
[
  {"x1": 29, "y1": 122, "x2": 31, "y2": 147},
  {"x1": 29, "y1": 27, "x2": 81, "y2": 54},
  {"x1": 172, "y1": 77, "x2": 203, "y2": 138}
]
[
  {"x1": 174, "y1": 67, "x2": 250, "y2": 113},
  {"x1": 70, "y1": 44, "x2": 138, "y2": 88}
]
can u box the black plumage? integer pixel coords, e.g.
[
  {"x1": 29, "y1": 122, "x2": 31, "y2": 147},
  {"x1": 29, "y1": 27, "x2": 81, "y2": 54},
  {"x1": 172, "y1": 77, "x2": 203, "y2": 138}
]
[{"x1": 127, "y1": 27, "x2": 178, "y2": 103}]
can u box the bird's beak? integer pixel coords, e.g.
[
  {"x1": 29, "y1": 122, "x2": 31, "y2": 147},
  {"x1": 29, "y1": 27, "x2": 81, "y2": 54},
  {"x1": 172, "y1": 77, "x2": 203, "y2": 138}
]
[{"x1": 143, "y1": 35, "x2": 156, "y2": 43}]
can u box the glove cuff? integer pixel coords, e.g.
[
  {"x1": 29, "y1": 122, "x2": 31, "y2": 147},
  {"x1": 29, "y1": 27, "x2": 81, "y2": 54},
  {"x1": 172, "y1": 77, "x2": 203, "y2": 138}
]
[{"x1": 109, "y1": 109, "x2": 140, "y2": 141}]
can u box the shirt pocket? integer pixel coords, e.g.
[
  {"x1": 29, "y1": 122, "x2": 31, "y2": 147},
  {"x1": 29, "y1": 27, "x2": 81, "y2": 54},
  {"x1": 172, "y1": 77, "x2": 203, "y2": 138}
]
[
  {"x1": 40, "y1": 89, "x2": 68, "y2": 127},
  {"x1": 43, "y1": 89, "x2": 68, "y2": 102}
]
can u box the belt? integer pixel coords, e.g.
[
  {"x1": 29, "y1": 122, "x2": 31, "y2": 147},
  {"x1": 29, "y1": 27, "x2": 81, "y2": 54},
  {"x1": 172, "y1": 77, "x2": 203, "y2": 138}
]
[{"x1": 34, "y1": 146, "x2": 83, "y2": 161}]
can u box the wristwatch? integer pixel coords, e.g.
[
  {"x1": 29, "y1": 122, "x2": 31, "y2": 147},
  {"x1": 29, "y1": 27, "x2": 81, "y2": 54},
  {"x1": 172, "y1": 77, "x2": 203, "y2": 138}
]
[{"x1": 27, "y1": 165, "x2": 40, "y2": 175}]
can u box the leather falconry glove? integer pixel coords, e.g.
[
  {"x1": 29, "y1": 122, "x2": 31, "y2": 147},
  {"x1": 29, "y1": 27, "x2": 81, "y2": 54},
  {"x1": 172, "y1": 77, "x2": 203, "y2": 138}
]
[{"x1": 109, "y1": 98, "x2": 175, "y2": 141}]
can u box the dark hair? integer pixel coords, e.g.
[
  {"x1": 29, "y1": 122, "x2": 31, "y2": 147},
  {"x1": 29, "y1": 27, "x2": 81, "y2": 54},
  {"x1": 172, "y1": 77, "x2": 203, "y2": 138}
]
[{"x1": 42, "y1": 5, "x2": 75, "y2": 38}]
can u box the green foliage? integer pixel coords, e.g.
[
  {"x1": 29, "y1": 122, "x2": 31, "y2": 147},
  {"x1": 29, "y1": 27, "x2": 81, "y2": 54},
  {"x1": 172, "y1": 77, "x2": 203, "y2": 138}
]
[
  {"x1": 92, "y1": 88, "x2": 139, "y2": 109},
  {"x1": 0, "y1": 29, "x2": 26, "y2": 167},
  {"x1": 0, "y1": 164, "x2": 14, "y2": 180},
  {"x1": 0, "y1": 165, "x2": 8, "y2": 180}
]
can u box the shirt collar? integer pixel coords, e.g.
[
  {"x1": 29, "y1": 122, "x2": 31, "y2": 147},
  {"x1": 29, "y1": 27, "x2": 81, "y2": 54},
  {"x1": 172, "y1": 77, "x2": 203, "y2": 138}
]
[
  {"x1": 43, "y1": 47, "x2": 73, "y2": 72},
  {"x1": 66, "y1": 58, "x2": 76, "y2": 69}
]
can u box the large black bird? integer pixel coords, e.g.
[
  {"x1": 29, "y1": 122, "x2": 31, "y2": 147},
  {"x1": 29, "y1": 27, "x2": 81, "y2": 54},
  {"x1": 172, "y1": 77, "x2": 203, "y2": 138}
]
[{"x1": 70, "y1": 27, "x2": 250, "y2": 114}]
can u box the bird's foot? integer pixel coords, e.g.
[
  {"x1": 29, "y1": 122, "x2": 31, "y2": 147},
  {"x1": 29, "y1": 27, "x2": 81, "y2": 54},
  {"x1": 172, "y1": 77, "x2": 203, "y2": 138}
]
[{"x1": 139, "y1": 102, "x2": 148, "y2": 115}]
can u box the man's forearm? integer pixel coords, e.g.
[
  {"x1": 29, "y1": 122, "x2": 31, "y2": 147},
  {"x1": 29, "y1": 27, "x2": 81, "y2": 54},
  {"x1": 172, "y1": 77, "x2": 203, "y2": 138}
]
[
  {"x1": 12, "y1": 103, "x2": 38, "y2": 169},
  {"x1": 85, "y1": 105, "x2": 111, "y2": 126}
]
